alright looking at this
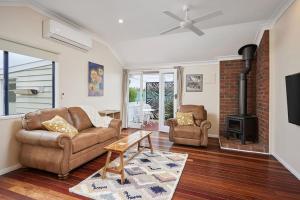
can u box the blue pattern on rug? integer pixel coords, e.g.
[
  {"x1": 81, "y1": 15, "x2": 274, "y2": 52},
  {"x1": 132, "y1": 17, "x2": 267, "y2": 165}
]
[
  {"x1": 91, "y1": 183, "x2": 107, "y2": 190},
  {"x1": 150, "y1": 185, "x2": 167, "y2": 194},
  {"x1": 116, "y1": 178, "x2": 131, "y2": 185},
  {"x1": 166, "y1": 163, "x2": 178, "y2": 168},
  {"x1": 140, "y1": 158, "x2": 151, "y2": 163},
  {"x1": 91, "y1": 172, "x2": 101, "y2": 179},
  {"x1": 124, "y1": 191, "x2": 142, "y2": 199}
]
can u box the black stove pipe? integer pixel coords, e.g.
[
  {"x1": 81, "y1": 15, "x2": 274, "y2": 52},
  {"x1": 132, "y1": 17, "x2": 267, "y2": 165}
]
[{"x1": 238, "y1": 44, "x2": 257, "y2": 116}]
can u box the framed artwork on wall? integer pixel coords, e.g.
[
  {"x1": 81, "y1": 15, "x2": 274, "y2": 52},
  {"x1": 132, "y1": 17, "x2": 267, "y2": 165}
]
[
  {"x1": 88, "y1": 62, "x2": 104, "y2": 96},
  {"x1": 186, "y1": 74, "x2": 203, "y2": 92}
]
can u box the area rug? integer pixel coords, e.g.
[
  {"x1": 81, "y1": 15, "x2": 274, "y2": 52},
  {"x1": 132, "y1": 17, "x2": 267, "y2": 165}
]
[{"x1": 69, "y1": 149, "x2": 188, "y2": 200}]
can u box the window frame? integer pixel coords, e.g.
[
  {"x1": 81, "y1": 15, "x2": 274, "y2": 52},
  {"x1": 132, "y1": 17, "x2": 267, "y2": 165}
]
[{"x1": 1, "y1": 50, "x2": 55, "y2": 116}]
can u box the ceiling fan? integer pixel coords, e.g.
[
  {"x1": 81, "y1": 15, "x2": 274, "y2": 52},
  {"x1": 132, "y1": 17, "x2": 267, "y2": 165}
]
[{"x1": 160, "y1": 5, "x2": 223, "y2": 37}]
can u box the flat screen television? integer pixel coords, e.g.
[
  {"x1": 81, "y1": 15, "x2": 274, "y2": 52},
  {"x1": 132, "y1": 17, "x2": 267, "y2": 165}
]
[{"x1": 285, "y1": 72, "x2": 300, "y2": 126}]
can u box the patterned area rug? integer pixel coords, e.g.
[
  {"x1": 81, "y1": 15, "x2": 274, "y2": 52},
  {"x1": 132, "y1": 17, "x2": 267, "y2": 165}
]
[{"x1": 69, "y1": 149, "x2": 188, "y2": 200}]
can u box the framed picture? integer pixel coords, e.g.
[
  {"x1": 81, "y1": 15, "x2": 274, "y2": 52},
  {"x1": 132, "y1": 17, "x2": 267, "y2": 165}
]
[
  {"x1": 186, "y1": 74, "x2": 203, "y2": 92},
  {"x1": 88, "y1": 62, "x2": 104, "y2": 96}
]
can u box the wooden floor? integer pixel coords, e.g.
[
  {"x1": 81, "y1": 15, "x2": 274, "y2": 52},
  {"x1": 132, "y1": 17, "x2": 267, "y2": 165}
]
[{"x1": 0, "y1": 129, "x2": 299, "y2": 200}]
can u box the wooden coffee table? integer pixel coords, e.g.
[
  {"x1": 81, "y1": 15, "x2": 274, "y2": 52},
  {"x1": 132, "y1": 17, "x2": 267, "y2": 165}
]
[{"x1": 101, "y1": 130, "x2": 153, "y2": 184}]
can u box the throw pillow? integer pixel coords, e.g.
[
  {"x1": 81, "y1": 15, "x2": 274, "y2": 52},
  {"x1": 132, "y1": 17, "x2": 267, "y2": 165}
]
[
  {"x1": 42, "y1": 115, "x2": 79, "y2": 138},
  {"x1": 176, "y1": 112, "x2": 194, "y2": 126}
]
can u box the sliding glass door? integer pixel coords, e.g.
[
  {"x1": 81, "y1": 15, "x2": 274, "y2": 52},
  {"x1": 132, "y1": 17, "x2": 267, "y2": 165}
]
[{"x1": 127, "y1": 69, "x2": 177, "y2": 132}]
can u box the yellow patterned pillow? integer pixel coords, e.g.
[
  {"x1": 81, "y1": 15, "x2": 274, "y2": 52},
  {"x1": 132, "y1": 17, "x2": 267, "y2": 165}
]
[
  {"x1": 176, "y1": 112, "x2": 194, "y2": 126},
  {"x1": 42, "y1": 115, "x2": 79, "y2": 138}
]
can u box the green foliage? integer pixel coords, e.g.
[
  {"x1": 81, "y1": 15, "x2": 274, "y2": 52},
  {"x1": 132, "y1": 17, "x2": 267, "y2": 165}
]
[{"x1": 129, "y1": 87, "x2": 138, "y2": 102}]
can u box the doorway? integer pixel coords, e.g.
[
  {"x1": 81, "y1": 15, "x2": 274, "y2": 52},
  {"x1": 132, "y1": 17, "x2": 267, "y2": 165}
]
[{"x1": 127, "y1": 69, "x2": 177, "y2": 132}]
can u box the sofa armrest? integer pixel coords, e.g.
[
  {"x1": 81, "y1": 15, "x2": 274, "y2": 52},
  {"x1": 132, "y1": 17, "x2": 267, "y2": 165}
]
[
  {"x1": 16, "y1": 129, "x2": 71, "y2": 149},
  {"x1": 167, "y1": 118, "x2": 178, "y2": 127},
  {"x1": 109, "y1": 119, "x2": 122, "y2": 137}
]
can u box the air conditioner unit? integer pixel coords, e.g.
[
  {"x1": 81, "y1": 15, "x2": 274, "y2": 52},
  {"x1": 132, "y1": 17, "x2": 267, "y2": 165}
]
[{"x1": 43, "y1": 19, "x2": 92, "y2": 51}]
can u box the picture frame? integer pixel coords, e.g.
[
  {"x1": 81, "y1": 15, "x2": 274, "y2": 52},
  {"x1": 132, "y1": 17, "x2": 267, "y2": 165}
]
[
  {"x1": 88, "y1": 62, "x2": 104, "y2": 96},
  {"x1": 186, "y1": 74, "x2": 203, "y2": 92}
]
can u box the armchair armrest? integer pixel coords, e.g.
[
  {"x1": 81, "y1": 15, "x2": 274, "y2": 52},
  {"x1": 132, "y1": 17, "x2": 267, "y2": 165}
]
[
  {"x1": 109, "y1": 119, "x2": 122, "y2": 137},
  {"x1": 16, "y1": 129, "x2": 71, "y2": 149},
  {"x1": 167, "y1": 118, "x2": 178, "y2": 142},
  {"x1": 167, "y1": 118, "x2": 178, "y2": 127},
  {"x1": 199, "y1": 120, "x2": 212, "y2": 147},
  {"x1": 200, "y1": 120, "x2": 211, "y2": 130}
]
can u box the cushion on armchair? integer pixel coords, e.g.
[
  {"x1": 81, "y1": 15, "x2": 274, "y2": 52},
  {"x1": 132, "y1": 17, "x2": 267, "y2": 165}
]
[{"x1": 176, "y1": 112, "x2": 194, "y2": 126}]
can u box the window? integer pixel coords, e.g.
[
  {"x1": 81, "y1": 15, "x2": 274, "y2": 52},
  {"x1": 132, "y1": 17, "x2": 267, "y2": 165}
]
[{"x1": 1, "y1": 50, "x2": 55, "y2": 116}]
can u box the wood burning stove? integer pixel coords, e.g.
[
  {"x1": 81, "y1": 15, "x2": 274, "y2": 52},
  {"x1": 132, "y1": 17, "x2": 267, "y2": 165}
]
[
  {"x1": 225, "y1": 44, "x2": 258, "y2": 144},
  {"x1": 226, "y1": 115, "x2": 258, "y2": 144}
]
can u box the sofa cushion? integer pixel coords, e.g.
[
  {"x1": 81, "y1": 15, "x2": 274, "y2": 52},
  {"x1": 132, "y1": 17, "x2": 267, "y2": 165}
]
[
  {"x1": 22, "y1": 107, "x2": 73, "y2": 130},
  {"x1": 174, "y1": 126, "x2": 202, "y2": 140},
  {"x1": 80, "y1": 127, "x2": 116, "y2": 143},
  {"x1": 68, "y1": 107, "x2": 93, "y2": 131},
  {"x1": 42, "y1": 115, "x2": 79, "y2": 138},
  {"x1": 72, "y1": 132, "x2": 98, "y2": 153}
]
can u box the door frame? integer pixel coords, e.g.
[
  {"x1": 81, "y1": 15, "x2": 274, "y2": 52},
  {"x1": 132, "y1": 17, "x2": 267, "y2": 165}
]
[{"x1": 159, "y1": 69, "x2": 177, "y2": 132}]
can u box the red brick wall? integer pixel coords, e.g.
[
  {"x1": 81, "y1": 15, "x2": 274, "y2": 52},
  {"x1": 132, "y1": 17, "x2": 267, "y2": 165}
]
[
  {"x1": 219, "y1": 60, "x2": 256, "y2": 136},
  {"x1": 256, "y1": 30, "x2": 269, "y2": 150},
  {"x1": 219, "y1": 30, "x2": 269, "y2": 150}
]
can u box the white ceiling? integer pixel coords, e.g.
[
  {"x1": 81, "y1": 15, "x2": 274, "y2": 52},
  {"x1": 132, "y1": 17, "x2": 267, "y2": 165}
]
[{"x1": 2, "y1": 0, "x2": 293, "y2": 67}]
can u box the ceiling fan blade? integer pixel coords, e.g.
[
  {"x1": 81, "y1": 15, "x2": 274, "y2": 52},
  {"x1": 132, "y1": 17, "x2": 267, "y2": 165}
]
[
  {"x1": 192, "y1": 10, "x2": 223, "y2": 23},
  {"x1": 163, "y1": 11, "x2": 183, "y2": 22},
  {"x1": 188, "y1": 25, "x2": 205, "y2": 37},
  {"x1": 160, "y1": 25, "x2": 181, "y2": 35}
]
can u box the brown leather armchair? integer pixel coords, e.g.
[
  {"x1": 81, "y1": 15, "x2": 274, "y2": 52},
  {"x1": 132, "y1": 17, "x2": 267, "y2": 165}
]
[{"x1": 167, "y1": 105, "x2": 211, "y2": 147}]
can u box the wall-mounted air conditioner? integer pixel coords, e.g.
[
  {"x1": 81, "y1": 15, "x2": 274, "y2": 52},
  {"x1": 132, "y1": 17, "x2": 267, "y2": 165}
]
[{"x1": 43, "y1": 19, "x2": 93, "y2": 51}]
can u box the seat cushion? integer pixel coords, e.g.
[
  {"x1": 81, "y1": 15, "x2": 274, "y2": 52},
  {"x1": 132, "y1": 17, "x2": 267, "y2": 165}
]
[
  {"x1": 174, "y1": 126, "x2": 202, "y2": 140},
  {"x1": 80, "y1": 127, "x2": 117, "y2": 143},
  {"x1": 68, "y1": 107, "x2": 93, "y2": 131},
  {"x1": 72, "y1": 132, "x2": 98, "y2": 153}
]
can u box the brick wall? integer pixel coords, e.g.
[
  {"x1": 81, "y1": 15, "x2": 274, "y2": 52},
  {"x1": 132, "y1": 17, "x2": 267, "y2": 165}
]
[
  {"x1": 219, "y1": 30, "x2": 269, "y2": 150},
  {"x1": 256, "y1": 30, "x2": 269, "y2": 150},
  {"x1": 219, "y1": 60, "x2": 256, "y2": 136}
]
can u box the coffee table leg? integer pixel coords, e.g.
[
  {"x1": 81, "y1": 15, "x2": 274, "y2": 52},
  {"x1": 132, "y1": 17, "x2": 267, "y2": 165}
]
[
  {"x1": 147, "y1": 135, "x2": 153, "y2": 154},
  {"x1": 119, "y1": 152, "x2": 125, "y2": 184},
  {"x1": 102, "y1": 151, "x2": 112, "y2": 179},
  {"x1": 137, "y1": 141, "x2": 141, "y2": 151}
]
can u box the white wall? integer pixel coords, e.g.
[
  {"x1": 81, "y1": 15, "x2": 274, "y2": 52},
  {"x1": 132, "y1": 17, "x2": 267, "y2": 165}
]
[
  {"x1": 182, "y1": 63, "x2": 219, "y2": 137},
  {"x1": 0, "y1": 6, "x2": 122, "y2": 173},
  {"x1": 270, "y1": 1, "x2": 300, "y2": 179}
]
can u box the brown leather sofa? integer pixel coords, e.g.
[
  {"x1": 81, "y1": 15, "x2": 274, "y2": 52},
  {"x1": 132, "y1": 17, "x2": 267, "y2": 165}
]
[
  {"x1": 16, "y1": 107, "x2": 121, "y2": 179},
  {"x1": 167, "y1": 105, "x2": 211, "y2": 147}
]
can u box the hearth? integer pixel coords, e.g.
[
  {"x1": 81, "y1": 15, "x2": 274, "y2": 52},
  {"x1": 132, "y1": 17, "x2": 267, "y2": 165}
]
[{"x1": 225, "y1": 44, "x2": 258, "y2": 144}]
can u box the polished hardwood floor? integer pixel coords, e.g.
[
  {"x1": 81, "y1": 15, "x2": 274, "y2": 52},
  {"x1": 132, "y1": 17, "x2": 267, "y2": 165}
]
[{"x1": 0, "y1": 129, "x2": 299, "y2": 200}]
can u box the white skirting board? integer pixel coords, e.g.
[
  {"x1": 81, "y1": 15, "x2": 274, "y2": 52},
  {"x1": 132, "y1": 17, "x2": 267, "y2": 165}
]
[
  {"x1": 272, "y1": 153, "x2": 300, "y2": 180},
  {"x1": 220, "y1": 145, "x2": 270, "y2": 155},
  {"x1": 0, "y1": 164, "x2": 22, "y2": 176}
]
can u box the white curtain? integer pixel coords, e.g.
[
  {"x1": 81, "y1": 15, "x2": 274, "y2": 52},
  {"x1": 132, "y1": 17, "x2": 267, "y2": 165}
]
[
  {"x1": 121, "y1": 69, "x2": 129, "y2": 128},
  {"x1": 174, "y1": 66, "x2": 184, "y2": 110}
]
